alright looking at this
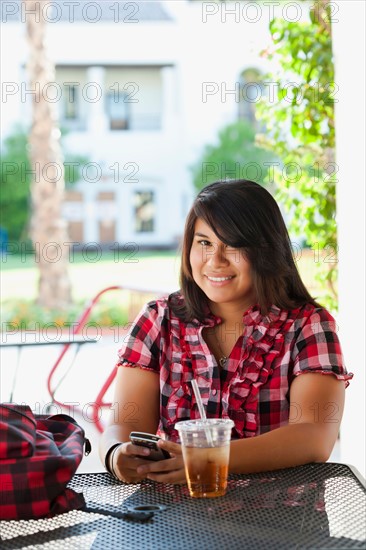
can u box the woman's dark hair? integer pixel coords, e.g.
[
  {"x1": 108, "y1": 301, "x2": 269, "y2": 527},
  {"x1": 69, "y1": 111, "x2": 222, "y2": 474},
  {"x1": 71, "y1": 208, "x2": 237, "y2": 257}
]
[{"x1": 170, "y1": 179, "x2": 319, "y2": 322}]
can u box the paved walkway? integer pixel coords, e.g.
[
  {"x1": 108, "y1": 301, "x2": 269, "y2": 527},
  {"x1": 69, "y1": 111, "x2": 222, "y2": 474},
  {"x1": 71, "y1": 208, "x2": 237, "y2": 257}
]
[{"x1": 1, "y1": 334, "x2": 121, "y2": 473}]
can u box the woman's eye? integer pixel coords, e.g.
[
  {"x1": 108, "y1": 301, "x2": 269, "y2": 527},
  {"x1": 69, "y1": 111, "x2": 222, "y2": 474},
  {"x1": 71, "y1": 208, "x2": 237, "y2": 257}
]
[{"x1": 198, "y1": 240, "x2": 210, "y2": 246}]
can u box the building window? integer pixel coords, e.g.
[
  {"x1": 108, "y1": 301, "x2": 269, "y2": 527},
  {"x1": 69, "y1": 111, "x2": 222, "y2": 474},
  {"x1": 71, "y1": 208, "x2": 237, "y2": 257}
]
[
  {"x1": 134, "y1": 191, "x2": 155, "y2": 232},
  {"x1": 105, "y1": 67, "x2": 163, "y2": 131},
  {"x1": 64, "y1": 84, "x2": 79, "y2": 120},
  {"x1": 106, "y1": 92, "x2": 129, "y2": 130}
]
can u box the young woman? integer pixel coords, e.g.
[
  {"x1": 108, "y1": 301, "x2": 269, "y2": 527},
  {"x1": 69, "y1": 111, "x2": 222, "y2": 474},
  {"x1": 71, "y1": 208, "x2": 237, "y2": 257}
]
[{"x1": 100, "y1": 179, "x2": 352, "y2": 484}]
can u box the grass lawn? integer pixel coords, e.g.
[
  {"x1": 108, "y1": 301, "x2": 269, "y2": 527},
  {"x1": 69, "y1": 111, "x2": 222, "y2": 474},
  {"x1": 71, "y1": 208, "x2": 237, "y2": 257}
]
[
  {"x1": 1, "y1": 248, "x2": 330, "y2": 326},
  {"x1": 1, "y1": 250, "x2": 181, "y2": 302}
]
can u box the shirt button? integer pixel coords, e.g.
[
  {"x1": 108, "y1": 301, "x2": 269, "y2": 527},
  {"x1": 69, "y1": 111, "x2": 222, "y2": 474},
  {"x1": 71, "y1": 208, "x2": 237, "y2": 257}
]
[{"x1": 212, "y1": 389, "x2": 217, "y2": 396}]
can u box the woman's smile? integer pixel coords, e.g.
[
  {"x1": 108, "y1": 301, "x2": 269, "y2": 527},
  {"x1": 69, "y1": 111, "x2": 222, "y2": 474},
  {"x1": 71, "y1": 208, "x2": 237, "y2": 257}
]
[{"x1": 204, "y1": 274, "x2": 235, "y2": 286}]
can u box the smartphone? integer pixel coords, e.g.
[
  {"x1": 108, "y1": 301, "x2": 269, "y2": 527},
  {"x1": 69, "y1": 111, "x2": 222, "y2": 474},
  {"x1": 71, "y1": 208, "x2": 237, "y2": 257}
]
[{"x1": 129, "y1": 432, "x2": 171, "y2": 461}]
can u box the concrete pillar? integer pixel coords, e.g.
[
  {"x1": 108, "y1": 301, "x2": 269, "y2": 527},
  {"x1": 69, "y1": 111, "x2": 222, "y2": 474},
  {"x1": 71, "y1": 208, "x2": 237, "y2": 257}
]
[
  {"x1": 83, "y1": 184, "x2": 98, "y2": 243},
  {"x1": 333, "y1": 1, "x2": 365, "y2": 477},
  {"x1": 86, "y1": 66, "x2": 108, "y2": 134},
  {"x1": 161, "y1": 65, "x2": 178, "y2": 132}
]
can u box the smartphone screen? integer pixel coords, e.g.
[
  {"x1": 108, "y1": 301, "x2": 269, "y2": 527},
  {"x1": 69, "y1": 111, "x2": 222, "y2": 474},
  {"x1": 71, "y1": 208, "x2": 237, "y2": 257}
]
[{"x1": 129, "y1": 432, "x2": 171, "y2": 461}]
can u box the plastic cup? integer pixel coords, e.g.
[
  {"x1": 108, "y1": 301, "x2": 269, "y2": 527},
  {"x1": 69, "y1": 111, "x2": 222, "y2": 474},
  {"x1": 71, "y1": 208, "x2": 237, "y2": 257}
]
[{"x1": 176, "y1": 419, "x2": 234, "y2": 498}]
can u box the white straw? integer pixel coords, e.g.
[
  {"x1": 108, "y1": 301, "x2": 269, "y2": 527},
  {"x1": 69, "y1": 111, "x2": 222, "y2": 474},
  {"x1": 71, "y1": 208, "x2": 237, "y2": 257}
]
[
  {"x1": 191, "y1": 379, "x2": 207, "y2": 420},
  {"x1": 191, "y1": 379, "x2": 214, "y2": 446}
]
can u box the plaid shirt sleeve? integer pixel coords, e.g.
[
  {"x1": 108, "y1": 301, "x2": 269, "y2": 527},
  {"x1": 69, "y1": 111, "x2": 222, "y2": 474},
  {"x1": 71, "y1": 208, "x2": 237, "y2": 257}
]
[
  {"x1": 116, "y1": 300, "x2": 162, "y2": 372},
  {"x1": 291, "y1": 307, "x2": 352, "y2": 383}
]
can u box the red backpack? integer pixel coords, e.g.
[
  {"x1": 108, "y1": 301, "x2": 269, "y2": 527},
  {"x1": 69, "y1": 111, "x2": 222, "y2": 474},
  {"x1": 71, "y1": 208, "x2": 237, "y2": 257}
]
[{"x1": 0, "y1": 403, "x2": 90, "y2": 520}]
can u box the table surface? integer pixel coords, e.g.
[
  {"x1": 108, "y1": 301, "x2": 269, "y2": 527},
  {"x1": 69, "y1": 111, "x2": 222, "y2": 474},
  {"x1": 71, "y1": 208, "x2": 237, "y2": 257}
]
[
  {"x1": 0, "y1": 335, "x2": 98, "y2": 347},
  {"x1": 1, "y1": 463, "x2": 365, "y2": 550}
]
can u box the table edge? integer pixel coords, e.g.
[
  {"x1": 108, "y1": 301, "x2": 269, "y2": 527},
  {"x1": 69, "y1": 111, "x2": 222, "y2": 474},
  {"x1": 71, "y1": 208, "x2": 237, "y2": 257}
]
[{"x1": 74, "y1": 462, "x2": 366, "y2": 488}]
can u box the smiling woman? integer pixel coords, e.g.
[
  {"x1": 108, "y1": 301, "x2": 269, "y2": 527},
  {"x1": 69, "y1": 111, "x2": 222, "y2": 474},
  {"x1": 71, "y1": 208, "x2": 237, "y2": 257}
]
[
  {"x1": 100, "y1": 179, "x2": 353, "y2": 485},
  {"x1": 178, "y1": 179, "x2": 316, "y2": 322}
]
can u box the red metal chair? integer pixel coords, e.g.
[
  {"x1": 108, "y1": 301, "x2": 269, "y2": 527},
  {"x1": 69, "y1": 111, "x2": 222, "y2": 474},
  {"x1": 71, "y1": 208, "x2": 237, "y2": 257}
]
[
  {"x1": 47, "y1": 284, "x2": 167, "y2": 433},
  {"x1": 46, "y1": 286, "x2": 123, "y2": 432}
]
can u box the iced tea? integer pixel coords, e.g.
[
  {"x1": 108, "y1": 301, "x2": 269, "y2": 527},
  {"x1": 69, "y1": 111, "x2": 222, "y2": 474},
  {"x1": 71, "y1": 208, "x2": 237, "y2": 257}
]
[{"x1": 182, "y1": 444, "x2": 230, "y2": 498}]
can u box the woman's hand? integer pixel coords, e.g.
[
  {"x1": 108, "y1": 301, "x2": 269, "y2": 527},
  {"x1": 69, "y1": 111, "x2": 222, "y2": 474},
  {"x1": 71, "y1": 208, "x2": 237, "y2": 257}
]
[
  {"x1": 112, "y1": 440, "x2": 186, "y2": 485},
  {"x1": 113, "y1": 442, "x2": 153, "y2": 484},
  {"x1": 136, "y1": 440, "x2": 186, "y2": 485}
]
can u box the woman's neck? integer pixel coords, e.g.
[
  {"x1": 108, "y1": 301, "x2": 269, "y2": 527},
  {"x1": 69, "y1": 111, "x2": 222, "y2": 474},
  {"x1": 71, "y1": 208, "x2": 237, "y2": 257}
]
[{"x1": 209, "y1": 300, "x2": 255, "y2": 325}]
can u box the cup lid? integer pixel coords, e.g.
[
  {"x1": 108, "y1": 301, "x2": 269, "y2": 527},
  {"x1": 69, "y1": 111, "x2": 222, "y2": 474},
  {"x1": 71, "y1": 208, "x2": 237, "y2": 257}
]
[{"x1": 175, "y1": 418, "x2": 234, "y2": 432}]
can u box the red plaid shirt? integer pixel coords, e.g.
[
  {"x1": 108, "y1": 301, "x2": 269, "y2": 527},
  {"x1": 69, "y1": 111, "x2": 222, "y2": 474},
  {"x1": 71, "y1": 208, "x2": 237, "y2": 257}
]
[{"x1": 117, "y1": 292, "x2": 352, "y2": 442}]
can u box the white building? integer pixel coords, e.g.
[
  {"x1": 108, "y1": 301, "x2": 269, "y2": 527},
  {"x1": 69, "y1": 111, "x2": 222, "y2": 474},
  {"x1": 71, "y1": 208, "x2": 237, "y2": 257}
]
[{"x1": 1, "y1": 0, "x2": 272, "y2": 247}]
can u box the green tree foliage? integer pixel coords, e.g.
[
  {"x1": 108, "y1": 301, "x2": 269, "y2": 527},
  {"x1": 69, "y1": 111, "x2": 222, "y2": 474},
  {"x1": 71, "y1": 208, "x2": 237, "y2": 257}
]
[
  {"x1": 0, "y1": 126, "x2": 88, "y2": 242},
  {"x1": 0, "y1": 130, "x2": 31, "y2": 242},
  {"x1": 192, "y1": 119, "x2": 277, "y2": 191},
  {"x1": 256, "y1": 1, "x2": 337, "y2": 309}
]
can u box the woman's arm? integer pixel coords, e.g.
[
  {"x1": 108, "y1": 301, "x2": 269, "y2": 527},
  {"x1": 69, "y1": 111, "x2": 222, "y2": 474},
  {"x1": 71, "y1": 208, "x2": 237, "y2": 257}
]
[
  {"x1": 99, "y1": 366, "x2": 186, "y2": 483},
  {"x1": 100, "y1": 366, "x2": 161, "y2": 451},
  {"x1": 228, "y1": 373, "x2": 345, "y2": 474},
  {"x1": 99, "y1": 366, "x2": 160, "y2": 481}
]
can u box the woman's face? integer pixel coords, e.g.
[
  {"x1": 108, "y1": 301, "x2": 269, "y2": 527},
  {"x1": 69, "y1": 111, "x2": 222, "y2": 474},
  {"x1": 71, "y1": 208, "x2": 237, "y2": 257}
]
[{"x1": 189, "y1": 218, "x2": 256, "y2": 313}]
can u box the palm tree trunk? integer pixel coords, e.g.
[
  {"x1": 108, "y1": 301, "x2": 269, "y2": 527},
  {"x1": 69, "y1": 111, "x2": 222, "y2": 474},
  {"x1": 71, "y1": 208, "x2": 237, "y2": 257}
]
[{"x1": 25, "y1": 0, "x2": 72, "y2": 309}]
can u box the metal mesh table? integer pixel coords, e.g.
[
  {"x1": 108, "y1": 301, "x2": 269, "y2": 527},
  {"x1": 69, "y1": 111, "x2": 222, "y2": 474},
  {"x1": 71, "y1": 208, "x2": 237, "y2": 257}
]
[{"x1": 1, "y1": 463, "x2": 365, "y2": 549}]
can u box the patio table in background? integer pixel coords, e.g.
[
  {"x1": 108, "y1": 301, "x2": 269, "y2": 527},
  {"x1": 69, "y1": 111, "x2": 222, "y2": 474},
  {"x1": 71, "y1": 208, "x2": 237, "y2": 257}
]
[{"x1": 0, "y1": 334, "x2": 98, "y2": 403}]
